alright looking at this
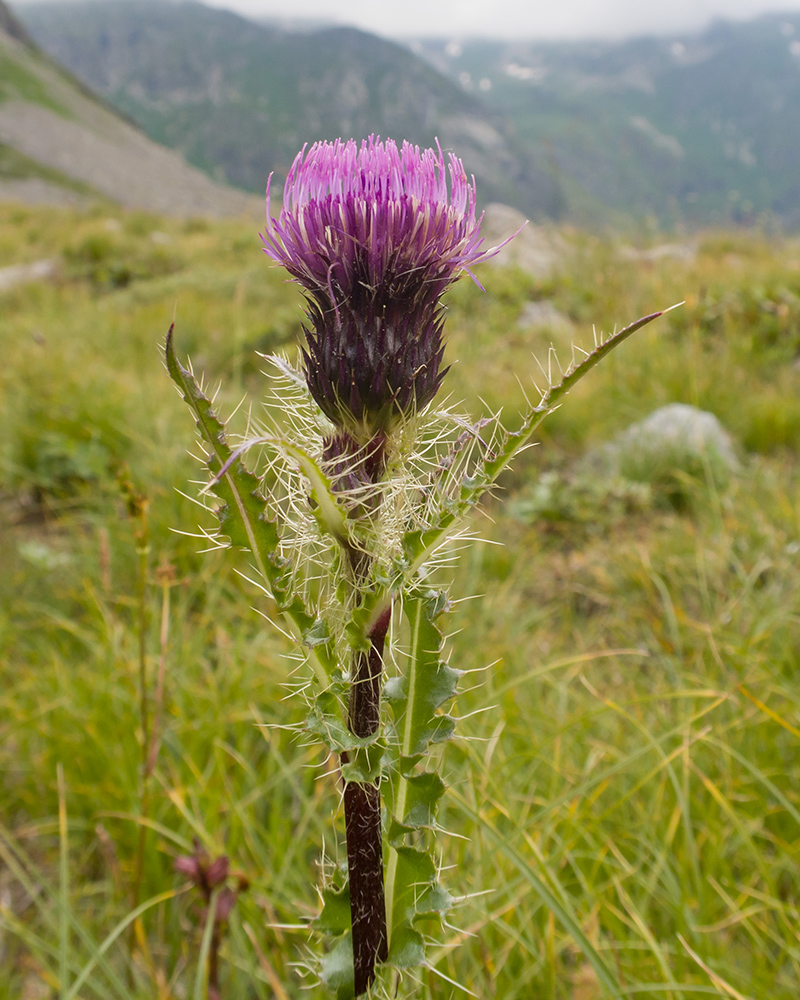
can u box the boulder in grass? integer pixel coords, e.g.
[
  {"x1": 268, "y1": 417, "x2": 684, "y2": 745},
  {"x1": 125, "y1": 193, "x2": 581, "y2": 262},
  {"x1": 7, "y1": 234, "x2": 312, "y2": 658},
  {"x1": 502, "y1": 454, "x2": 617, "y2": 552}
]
[
  {"x1": 603, "y1": 403, "x2": 739, "y2": 507},
  {"x1": 0, "y1": 258, "x2": 57, "y2": 291},
  {"x1": 619, "y1": 403, "x2": 738, "y2": 467}
]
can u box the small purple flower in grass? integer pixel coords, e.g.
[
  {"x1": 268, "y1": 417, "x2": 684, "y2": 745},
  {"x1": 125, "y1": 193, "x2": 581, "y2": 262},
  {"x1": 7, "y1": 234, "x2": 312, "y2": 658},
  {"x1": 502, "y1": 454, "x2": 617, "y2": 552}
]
[
  {"x1": 174, "y1": 839, "x2": 249, "y2": 919},
  {"x1": 175, "y1": 840, "x2": 249, "y2": 999},
  {"x1": 174, "y1": 845, "x2": 229, "y2": 891},
  {"x1": 262, "y1": 136, "x2": 500, "y2": 439}
]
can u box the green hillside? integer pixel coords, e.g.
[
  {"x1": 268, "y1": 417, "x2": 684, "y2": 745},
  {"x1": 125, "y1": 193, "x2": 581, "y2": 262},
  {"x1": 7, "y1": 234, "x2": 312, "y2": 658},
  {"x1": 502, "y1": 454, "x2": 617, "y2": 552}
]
[
  {"x1": 0, "y1": 0, "x2": 258, "y2": 215},
  {"x1": 16, "y1": 0, "x2": 562, "y2": 216},
  {"x1": 14, "y1": 2, "x2": 800, "y2": 227},
  {"x1": 413, "y1": 15, "x2": 800, "y2": 228}
]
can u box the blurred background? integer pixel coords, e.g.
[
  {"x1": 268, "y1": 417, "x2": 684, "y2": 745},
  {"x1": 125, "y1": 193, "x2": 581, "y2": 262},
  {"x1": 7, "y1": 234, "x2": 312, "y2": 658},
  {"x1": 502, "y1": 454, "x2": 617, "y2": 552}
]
[{"x1": 5, "y1": 0, "x2": 800, "y2": 227}]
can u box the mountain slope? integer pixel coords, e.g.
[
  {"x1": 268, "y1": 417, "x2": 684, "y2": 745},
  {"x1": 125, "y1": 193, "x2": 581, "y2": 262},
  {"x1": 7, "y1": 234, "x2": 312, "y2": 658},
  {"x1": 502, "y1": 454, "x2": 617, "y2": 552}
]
[
  {"x1": 0, "y1": 0, "x2": 258, "y2": 215},
  {"x1": 0, "y1": 0, "x2": 32, "y2": 44},
  {"x1": 412, "y1": 15, "x2": 800, "y2": 228},
  {"x1": 19, "y1": 0, "x2": 800, "y2": 228},
  {"x1": 15, "y1": 0, "x2": 564, "y2": 218}
]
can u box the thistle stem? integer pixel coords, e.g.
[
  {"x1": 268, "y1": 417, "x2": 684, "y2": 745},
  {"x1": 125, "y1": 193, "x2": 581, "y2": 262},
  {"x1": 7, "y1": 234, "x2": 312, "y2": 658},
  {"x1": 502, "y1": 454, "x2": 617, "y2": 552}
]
[
  {"x1": 344, "y1": 589, "x2": 391, "y2": 994},
  {"x1": 344, "y1": 780, "x2": 386, "y2": 993}
]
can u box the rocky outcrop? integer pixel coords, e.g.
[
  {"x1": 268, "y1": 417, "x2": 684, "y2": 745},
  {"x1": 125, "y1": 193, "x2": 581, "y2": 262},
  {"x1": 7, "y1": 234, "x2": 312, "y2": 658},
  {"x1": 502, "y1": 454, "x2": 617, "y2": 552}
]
[{"x1": 0, "y1": 15, "x2": 261, "y2": 216}]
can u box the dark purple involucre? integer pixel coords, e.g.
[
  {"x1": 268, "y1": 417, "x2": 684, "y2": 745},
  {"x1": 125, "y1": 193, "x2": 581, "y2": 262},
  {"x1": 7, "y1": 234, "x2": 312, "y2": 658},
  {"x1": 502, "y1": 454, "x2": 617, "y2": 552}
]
[{"x1": 262, "y1": 136, "x2": 496, "y2": 436}]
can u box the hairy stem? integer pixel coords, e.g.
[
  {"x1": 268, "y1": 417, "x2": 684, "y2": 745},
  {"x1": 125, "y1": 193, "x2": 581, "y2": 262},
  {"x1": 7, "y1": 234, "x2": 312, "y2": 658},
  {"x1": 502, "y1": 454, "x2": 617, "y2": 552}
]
[
  {"x1": 327, "y1": 432, "x2": 392, "y2": 993},
  {"x1": 343, "y1": 606, "x2": 391, "y2": 995},
  {"x1": 344, "y1": 781, "x2": 386, "y2": 993}
]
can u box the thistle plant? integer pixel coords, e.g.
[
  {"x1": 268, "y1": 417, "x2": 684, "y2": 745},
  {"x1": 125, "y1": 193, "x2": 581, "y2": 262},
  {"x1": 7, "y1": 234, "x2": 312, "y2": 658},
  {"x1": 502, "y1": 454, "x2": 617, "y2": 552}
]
[{"x1": 166, "y1": 136, "x2": 666, "y2": 997}]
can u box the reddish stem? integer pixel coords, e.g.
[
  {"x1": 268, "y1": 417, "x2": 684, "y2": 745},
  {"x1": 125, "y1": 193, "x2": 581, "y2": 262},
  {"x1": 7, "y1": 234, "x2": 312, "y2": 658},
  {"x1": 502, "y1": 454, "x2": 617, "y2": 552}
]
[{"x1": 343, "y1": 606, "x2": 391, "y2": 994}]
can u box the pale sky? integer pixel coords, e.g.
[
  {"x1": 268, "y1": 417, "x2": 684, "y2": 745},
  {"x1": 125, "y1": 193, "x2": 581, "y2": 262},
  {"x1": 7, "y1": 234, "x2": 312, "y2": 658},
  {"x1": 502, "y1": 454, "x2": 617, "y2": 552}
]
[
  {"x1": 10, "y1": 0, "x2": 800, "y2": 39},
  {"x1": 203, "y1": 0, "x2": 800, "y2": 39}
]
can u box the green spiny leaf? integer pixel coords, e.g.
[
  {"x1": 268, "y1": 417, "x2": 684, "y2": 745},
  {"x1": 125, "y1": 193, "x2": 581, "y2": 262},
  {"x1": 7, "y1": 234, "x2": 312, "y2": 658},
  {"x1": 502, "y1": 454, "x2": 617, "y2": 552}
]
[
  {"x1": 317, "y1": 884, "x2": 351, "y2": 935},
  {"x1": 303, "y1": 617, "x2": 331, "y2": 648},
  {"x1": 281, "y1": 439, "x2": 352, "y2": 546},
  {"x1": 386, "y1": 847, "x2": 452, "y2": 968},
  {"x1": 344, "y1": 605, "x2": 373, "y2": 653},
  {"x1": 387, "y1": 924, "x2": 425, "y2": 970},
  {"x1": 395, "y1": 310, "x2": 668, "y2": 598},
  {"x1": 388, "y1": 771, "x2": 446, "y2": 842},
  {"x1": 166, "y1": 326, "x2": 335, "y2": 675},
  {"x1": 305, "y1": 689, "x2": 381, "y2": 754},
  {"x1": 385, "y1": 594, "x2": 459, "y2": 759},
  {"x1": 166, "y1": 325, "x2": 275, "y2": 558},
  {"x1": 339, "y1": 742, "x2": 384, "y2": 784},
  {"x1": 319, "y1": 932, "x2": 355, "y2": 999},
  {"x1": 383, "y1": 592, "x2": 457, "y2": 970}
]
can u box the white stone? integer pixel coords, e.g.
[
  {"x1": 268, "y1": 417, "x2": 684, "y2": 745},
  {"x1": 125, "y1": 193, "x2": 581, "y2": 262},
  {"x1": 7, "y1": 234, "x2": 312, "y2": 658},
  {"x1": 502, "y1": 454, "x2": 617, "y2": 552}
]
[
  {"x1": 620, "y1": 404, "x2": 738, "y2": 468},
  {"x1": 597, "y1": 403, "x2": 740, "y2": 492},
  {"x1": 0, "y1": 258, "x2": 56, "y2": 291}
]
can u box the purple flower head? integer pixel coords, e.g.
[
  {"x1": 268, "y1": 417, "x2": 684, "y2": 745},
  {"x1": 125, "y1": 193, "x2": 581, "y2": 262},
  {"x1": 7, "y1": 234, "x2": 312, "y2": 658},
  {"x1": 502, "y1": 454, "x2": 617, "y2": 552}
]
[
  {"x1": 262, "y1": 136, "x2": 495, "y2": 437},
  {"x1": 175, "y1": 840, "x2": 230, "y2": 890}
]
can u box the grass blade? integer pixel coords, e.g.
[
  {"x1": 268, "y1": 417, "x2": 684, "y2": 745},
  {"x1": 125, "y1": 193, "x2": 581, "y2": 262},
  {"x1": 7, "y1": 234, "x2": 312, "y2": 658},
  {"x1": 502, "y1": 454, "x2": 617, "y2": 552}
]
[
  {"x1": 454, "y1": 792, "x2": 624, "y2": 998},
  {"x1": 0, "y1": 826, "x2": 129, "y2": 996},
  {"x1": 193, "y1": 891, "x2": 218, "y2": 1000},
  {"x1": 64, "y1": 888, "x2": 187, "y2": 1000},
  {"x1": 57, "y1": 764, "x2": 69, "y2": 998}
]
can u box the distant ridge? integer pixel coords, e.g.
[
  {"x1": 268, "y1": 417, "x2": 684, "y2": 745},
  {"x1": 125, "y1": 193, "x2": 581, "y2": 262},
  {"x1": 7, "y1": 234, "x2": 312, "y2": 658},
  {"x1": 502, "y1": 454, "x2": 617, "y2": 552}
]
[
  {"x1": 411, "y1": 15, "x2": 800, "y2": 228},
  {"x1": 0, "y1": 1, "x2": 260, "y2": 215},
  {"x1": 0, "y1": 0, "x2": 32, "y2": 45},
  {"x1": 16, "y1": 0, "x2": 800, "y2": 227},
  {"x1": 15, "y1": 0, "x2": 564, "y2": 219}
]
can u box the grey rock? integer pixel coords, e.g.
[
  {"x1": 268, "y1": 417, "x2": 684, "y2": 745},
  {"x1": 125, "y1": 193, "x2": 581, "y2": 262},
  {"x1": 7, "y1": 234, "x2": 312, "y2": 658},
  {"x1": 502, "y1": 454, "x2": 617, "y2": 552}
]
[
  {"x1": 618, "y1": 404, "x2": 738, "y2": 470},
  {"x1": 0, "y1": 258, "x2": 57, "y2": 291},
  {"x1": 617, "y1": 241, "x2": 698, "y2": 264},
  {"x1": 585, "y1": 404, "x2": 740, "y2": 503}
]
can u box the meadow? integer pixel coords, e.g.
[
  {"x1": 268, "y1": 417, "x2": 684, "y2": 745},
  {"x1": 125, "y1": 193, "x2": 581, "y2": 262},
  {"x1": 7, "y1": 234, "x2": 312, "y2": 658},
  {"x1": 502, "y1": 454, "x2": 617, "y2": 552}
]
[{"x1": 1, "y1": 200, "x2": 799, "y2": 999}]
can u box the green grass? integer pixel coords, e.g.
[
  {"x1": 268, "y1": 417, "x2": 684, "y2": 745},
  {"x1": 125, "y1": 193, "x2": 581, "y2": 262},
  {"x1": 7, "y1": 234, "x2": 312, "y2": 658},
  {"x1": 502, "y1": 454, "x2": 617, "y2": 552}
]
[
  {"x1": 1, "y1": 201, "x2": 799, "y2": 998},
  {"x1": 0, "y1": 42, "x2": 70, "y2": 117}
]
